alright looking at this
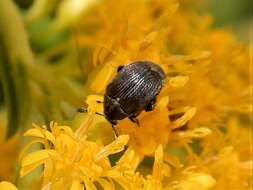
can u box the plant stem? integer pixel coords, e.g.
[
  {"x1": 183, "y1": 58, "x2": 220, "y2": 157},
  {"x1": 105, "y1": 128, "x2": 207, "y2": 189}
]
[{"x1": 0, "y1": 0, "x2": 34, "y2": 137}]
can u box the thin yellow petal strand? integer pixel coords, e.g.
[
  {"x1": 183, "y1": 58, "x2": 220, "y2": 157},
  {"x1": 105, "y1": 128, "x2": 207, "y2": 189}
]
[
  {"x1": 164, "y1": 153, "x2": 184, "y2": 168},
  {"x1": 0, "y1": 181, "x2": 17, "y2": 190},
  {"x1": 156, "y1": 1, "x2": 179, "y2": 28},
  {"x1": 140, "y1": 31, "x2": 157, "y2": 51},
  {"x1": 152, "y1": 145, "x2": 163, "y2": 181},
  {"x1": 43, "y1": 159, "x2": 54, "y2": 185},
  {"x1": 146, "y1": 145, "x2": 167, "y2": 190},
  {"x1": 171, "y1": 107, "x2": 197, "y2": 129},
  {"x1": 169, "y1": 76, "x2": 189, "y2": 88},
  {"x1": 178, "y1": 127, "x2": 212, "y2": 138},
  {"x1": 95, "y1": 135, "x2": 129, "y2": 161},
  {"x1": 169, "y1": 173, "x2": 216, "y2": 190},
  {"x1": 184, "y1": 51, "x2": 211, "y2": 61},
  {"x1": 183, "y1": 173, "x2": 216, "y2": 190}
]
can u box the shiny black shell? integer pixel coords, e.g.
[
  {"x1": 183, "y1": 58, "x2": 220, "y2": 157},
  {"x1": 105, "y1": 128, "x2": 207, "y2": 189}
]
[{"x1": 104, "y1": 61, "x2": 165, "y2": 125}]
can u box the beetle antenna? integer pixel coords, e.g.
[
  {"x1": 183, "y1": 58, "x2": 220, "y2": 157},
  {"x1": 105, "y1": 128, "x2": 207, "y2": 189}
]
[{"x1": 95, "y1": 112, "x2": 104, "y2": 116}]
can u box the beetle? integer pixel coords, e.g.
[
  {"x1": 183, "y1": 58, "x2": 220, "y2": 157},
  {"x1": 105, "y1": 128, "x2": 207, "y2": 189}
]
[{"x1": 103, "y1": 60, "x2": 165, "y2": 136}]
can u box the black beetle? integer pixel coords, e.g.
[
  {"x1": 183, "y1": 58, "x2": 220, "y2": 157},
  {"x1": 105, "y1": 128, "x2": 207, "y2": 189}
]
[{"x1": 103, "y1": 60, "x2": 165, "y2": 136}]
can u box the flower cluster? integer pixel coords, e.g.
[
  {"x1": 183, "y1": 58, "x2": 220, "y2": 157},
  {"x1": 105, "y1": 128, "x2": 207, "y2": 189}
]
[{"x1": 17, "y1": 122, "x2": 216, "y2": 190}]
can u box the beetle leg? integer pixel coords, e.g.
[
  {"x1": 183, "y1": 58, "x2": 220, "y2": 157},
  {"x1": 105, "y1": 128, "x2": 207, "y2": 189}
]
[
  {"x1": 110, "y1": 120, "x2": 119, "y2": 138},
  {"x1": 117, "y1": 65, "x2": 124, "y2": 72},
  {"x1": 145, "y1": 98, "x2": 156, "y2": 112},
  {"x1": 112, "y1": 125, "x2": 119, "y2": 138},
  {"x1": 129, "y1": 116, "x2": 140, "y2": 127}
]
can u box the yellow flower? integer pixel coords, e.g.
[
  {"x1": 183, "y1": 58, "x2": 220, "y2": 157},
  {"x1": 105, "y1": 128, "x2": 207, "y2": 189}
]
[
  {"x1": 21, "y1": 122, "x2": 129, "y2": 189},
  {"x1": 16, "y1": 0, "x2": 252, "y2": 189},
  {"x1": 78, "y1": 0, "x2": 215, "y2": 157},
  {"x1": 198, "y1": 117, "x2": 253, "y2": 189},
  {"x1": 207, "y1": 147, "x2": 251, "y2": 189},
  {"x1": 106, "y1": 144, "x2": 215, "y2": 190},
  {"x1": 0, "y1": 181, "x2": 17, "y2": 190},
  {"x1": 20, "y1": 120, "x2": 216, "y2": 190}
]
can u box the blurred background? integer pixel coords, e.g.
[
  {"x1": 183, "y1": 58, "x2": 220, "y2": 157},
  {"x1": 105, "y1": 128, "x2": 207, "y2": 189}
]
[
  {"x1": 0, "y1": 0, "x2": 252, "y2": 188},
  {"x1": 204, "y1": 0, "x2": 251, "y2": 42}
]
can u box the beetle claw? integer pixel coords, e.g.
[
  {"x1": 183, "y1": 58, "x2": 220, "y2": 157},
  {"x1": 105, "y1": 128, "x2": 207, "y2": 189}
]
[
  {"x1": 117, "y1": 65, "x2": 124, "y2": 72},
  {"x1": 129, "y1": 116, "x2": 140, "y2": 127},
  {"x1": 145, "y1": 98, "x2": 156, "y2": 112}
]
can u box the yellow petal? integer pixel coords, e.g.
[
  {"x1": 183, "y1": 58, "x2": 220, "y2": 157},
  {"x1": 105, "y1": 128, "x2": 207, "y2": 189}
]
[
  {"x1": 90, "y1": 62, "x2": 116, "y2": 93},
  {"x1": 157, "y1": 96, "x2": 169, "y2": 110},
  {"x1": 97, "y1": 178, "x2": 115, "y2": 190},
  {"x1": 164, "y1": 153, "x2": 184, "y2": 168},
  {"x1": 92, "y1": 45, "x2": 102, "y2": 66},
  {"x1": 52, "y1": 125, "x2": 75, "y2": 137},
  {"x1": 156, "y1": 1, "x2": 179, "y2": 28},
  {"x1": 95, "y1": 135, "x2": 129, "y2": 161},
  {"x1": 21, "y1": 150, "x2": 57, "y2": 177},
  {"x1": 19, "y1": 139, "x2": 47, "y2": 161},
  {"x1": 183, "y1": 173, "x2": 216, "y2": 190},
  {"x1": 171, "y1": 107, "x2": 197, "y2": 129},
  {"x1": 43, "y1": 159, "x2": 54, "y2": 185},
  {"x1": 184, "y1": 51, "x2": 211, "y2": 61},
  {"x1": 139, "y1": 31, "x2": 157, "y2": 51},
  {"x1": 24, "y1": 125, "x2": 55, "y2": 144},
  {"x1": 0, "y1": 181, "x2": 17, "y2": 190},
  {"x1": 240, "y1": 160, "x2": 253, "y2": 174},
  {"x1": 41, "y1": 183, "x2": 52, "y2": 190},
  {"x1": 82, "y1": 176, "x2": 97, "y2": 190},
  {"x1": 70, "y1": 179, "x2": 84, "y2": 190},
  {"x1": 152, "y1": 145, "x2": 163, "y2": 181},
  {"x1": 85, "y1": 95, "x2": 104, "y2": 114},
  {"x1": 169, "y1": 172, "x2": 216, "y2": 190},
  {"x1": 117, "y1": 147, "x2": 143, "y2": 171},
  {"x1": 169, "y1": 76, "x2": 189, "y2": 88},
  {"x1": 178, "y1": 127, "x2": 212, "y2": 138}
]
